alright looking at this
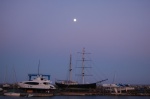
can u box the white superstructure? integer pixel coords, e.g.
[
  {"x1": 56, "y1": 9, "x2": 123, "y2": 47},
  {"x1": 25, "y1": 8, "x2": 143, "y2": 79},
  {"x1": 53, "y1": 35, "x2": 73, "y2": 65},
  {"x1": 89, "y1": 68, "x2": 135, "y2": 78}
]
[
  {"x1": 102, "y1": 83, "x2": 134, "y2": 94},
  {"x1": 2, "y1": 83, "x2": 10, "y2": 88}
]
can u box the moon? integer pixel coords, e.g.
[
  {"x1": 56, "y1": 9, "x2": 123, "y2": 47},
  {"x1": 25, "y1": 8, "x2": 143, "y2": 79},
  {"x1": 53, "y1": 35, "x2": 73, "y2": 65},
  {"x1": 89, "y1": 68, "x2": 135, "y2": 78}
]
[{"x1": 73, "y1": 18, "x2": 77, "y2": 22}]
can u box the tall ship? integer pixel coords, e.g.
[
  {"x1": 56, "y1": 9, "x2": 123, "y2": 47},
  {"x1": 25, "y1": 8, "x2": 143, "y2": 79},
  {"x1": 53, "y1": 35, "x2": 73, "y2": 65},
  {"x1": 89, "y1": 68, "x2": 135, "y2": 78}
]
[{"x1": 55, "y1": 48, "x2": 107, "y2": 90}]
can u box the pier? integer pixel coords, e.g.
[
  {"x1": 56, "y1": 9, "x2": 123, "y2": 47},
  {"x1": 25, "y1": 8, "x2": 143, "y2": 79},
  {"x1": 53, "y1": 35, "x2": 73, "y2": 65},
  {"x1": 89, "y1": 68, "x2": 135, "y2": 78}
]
[
  {"x1": 20, "y1": 87, "x2": 150, "y2": 96},
  {"x1": 1, "y1": 84, "x2": 150, "y2": 96}
]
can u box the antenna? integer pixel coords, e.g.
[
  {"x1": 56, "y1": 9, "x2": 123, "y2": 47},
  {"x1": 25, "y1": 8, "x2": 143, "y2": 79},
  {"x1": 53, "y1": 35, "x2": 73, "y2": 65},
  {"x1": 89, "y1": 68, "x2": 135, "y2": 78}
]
[
  {"x1": 5, "y1": 65, "x2": 7, "y2": 83},
  {"x1": 13, "y1": 65, "x2": 17, "y2": 83},
  {"x1": 112, "y1": 71, "x2": 117, "y2": 84},
  {"x1": 38, "y1": 60, "x2": 40, "y2": 75}
]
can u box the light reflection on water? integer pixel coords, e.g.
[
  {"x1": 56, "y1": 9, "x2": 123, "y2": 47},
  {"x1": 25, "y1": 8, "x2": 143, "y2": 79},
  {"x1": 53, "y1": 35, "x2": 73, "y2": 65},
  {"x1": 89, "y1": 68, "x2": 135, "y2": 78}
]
[{"x1": 0, "y1": 96, "x2": 150, "y2": 99}]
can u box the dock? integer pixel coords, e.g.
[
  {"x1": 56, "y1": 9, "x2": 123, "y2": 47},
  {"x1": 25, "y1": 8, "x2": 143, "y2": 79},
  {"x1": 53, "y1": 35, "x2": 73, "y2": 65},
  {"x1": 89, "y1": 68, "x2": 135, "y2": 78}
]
[
  {"x1": 20, "y1": 93, "x2": 53, "y2": 97},
  {"x1": 0, "y1": 84, "x2": 150, "y2": 96}
]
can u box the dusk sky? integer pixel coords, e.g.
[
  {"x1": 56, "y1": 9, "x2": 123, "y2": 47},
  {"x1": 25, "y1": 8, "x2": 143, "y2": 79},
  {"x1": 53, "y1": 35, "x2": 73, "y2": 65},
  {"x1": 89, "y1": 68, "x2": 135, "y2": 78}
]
[{"x1": 0, "y1": 0, "x2": 150, "y2": 85}]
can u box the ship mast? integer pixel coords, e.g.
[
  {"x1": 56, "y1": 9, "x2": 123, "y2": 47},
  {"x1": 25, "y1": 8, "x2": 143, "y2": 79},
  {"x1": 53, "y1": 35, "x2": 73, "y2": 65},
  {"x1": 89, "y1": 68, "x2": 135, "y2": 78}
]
[
  {"x1": 77, "y1": 48, "x2": 91, "y2": 84},
  {"x1": 38, "y1": 60, "x2": 40, "y2": 76},
  {"x1": 69, "y1": 54, "x2": 72, "y2": 81},
  {"x1": 81, "y1": 48, "x2": 91, "y2": 84},
  {"x1": 82, "y1": 48, "x2": 85, "y2": 84}
]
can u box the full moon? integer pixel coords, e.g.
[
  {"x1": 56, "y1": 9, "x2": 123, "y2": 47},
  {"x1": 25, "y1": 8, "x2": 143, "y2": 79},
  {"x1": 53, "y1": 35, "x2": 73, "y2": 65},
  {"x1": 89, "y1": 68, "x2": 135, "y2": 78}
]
[{"x1": 73, "y1": 18, "x2": 77, "y2": 22}]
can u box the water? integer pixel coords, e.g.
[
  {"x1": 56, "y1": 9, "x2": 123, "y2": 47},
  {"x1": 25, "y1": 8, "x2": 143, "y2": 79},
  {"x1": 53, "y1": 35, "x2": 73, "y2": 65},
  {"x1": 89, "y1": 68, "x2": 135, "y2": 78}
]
[{"x1": 0, "y1": 96, "x2": 150, "y2": 99}]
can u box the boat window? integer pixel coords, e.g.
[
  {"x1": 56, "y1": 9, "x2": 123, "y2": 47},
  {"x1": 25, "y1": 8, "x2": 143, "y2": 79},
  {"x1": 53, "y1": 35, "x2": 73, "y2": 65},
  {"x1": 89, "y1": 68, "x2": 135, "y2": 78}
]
[
  {"x1": 43, "y1": 82, "x2": 50, "y2": 85},
  {"x1": 25, "y1": 82, "x2": 39, "y2": 85},
  {"x1": 41, "y1": 78, "x2": 43, "y2": 80}
]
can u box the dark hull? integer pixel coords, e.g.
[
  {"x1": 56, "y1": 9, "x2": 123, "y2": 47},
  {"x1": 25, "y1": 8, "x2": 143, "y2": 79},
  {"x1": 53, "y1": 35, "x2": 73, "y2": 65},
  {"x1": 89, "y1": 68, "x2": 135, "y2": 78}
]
[{"x1": 55, "y1": 82, "x2": 96, "y2": 89}]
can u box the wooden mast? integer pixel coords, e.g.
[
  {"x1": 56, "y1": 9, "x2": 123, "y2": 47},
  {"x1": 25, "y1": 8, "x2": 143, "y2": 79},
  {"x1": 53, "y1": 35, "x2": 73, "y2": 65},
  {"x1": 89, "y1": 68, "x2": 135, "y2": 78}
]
[
  {"x1": 69, "y1": 54, "x2": 72, "y2": 81},
  {"x1": 81, "y1": 48, "x2": 91, "y2": 84}
]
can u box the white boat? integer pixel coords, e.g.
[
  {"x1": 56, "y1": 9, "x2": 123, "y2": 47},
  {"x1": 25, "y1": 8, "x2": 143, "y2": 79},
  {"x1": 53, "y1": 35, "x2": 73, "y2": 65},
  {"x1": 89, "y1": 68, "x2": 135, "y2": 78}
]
[
  {"x1": 18, "y1": 61, "x2": 56, "y2": 90},
  {"x1": 102, "y1": 83, "x2": 135, "y2": 94},
  {"x1": 2, "y1": 84, "x2": 10, "y2": 88},
  {"x1": 24, "y1": 94, "x2": 34, "y2": 97},
  {"x1": 4, "y1": 92, "x2": 20, "y2": 96},
  {"x1": 18, "y1": 75, "x2": 56, "y2": 89}
]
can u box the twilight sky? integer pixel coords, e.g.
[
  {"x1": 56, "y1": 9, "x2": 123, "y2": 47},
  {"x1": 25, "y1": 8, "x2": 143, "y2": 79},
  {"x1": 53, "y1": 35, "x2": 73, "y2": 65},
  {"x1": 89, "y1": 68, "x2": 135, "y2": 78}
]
[{"x1": 0, "y1": 0, "x2": 150, "y2": 84}]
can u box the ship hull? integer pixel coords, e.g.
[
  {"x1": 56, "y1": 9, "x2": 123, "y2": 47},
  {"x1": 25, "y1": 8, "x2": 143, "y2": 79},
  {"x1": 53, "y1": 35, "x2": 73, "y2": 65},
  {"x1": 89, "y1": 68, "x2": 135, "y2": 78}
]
[{"x1": 55, "y1": 82, "x2": 96, "y2": 89}]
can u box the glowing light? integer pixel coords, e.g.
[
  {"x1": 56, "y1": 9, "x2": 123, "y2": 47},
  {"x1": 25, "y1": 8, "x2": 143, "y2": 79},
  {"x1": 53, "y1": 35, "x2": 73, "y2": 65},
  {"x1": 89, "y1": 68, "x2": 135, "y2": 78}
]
[{"x1": 73, "y1": 18, "x2": 77, "y2": 22}]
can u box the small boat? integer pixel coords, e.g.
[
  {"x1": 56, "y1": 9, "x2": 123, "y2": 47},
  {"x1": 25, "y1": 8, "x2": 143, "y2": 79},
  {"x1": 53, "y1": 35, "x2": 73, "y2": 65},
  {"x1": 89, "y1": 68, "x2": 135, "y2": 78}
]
[
  {"x1": 2, "y1": 84, "x2": 10, "y2": 88},
  {"x1": 28, "y1": 94, "x2": 34, "y2": 97},
  {"x1": 102, "y1": 83, "x2": 135, "y2": 94},
  {"x1": 4, "y1": 92, "x2": 20, "y2": 96}
]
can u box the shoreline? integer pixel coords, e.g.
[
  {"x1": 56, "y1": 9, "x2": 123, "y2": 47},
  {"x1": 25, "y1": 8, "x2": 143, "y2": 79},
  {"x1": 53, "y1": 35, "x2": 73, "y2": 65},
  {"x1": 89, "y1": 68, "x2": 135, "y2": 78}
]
[
  {"x1": 1, "y1": 91, "x2": 150, "y2": 97},
  {"x1": 1, "y1": 84, "x2": 150, "y2": 97}
]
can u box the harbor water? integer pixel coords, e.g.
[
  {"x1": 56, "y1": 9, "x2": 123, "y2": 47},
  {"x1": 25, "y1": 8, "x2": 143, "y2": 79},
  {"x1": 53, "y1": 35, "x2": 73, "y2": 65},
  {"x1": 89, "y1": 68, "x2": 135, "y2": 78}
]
[{"x1": 0, "y1": 96, "x2": 150, "y2": 99}]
